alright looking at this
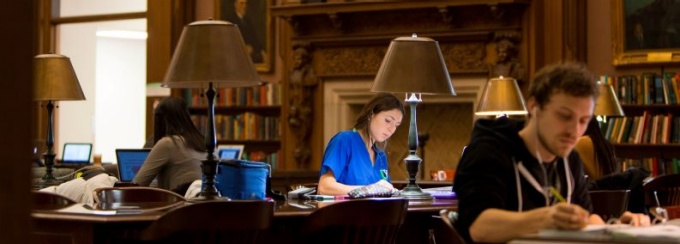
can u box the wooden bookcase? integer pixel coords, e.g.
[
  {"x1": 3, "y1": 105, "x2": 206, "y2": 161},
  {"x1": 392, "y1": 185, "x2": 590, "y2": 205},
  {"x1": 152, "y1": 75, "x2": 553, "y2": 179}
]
[
  {"x1": 180, "y1": 84, "x2": 283, "y2": 169},
  {"x1": 606, "y1": 74, "x2": 680, "y2": 176}
]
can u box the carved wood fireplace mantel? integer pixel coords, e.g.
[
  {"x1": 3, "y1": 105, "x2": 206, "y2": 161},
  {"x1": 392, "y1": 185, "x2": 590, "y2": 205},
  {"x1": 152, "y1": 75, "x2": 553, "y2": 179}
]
[{"x1": 272, "y1": 1, "x2": 529, "y2": 176}]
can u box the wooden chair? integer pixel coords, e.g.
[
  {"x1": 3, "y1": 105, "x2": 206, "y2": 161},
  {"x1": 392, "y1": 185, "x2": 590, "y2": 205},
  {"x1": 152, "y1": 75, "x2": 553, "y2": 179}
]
[
  {"x1": 139, "y1": 200, "x2": 275, "y2": 244},
  {"x1": 32, "y1": 191, "x2": 77, "y2": 210},
  {"x1": 643, "y1": 173, "x2": 680, "y2": 207},
  {"x1": 588, "y1": 189, "x2": 630, "y2": 222},
  {"x1": 93, "y1": 186, "x2": 185, "y2": 212},
  {"x1": 430, "y1": 209, "x2": 466, "y2": 244},
  {"x1": 301, "y1": 198, "x2": 408, "y2": 244}
]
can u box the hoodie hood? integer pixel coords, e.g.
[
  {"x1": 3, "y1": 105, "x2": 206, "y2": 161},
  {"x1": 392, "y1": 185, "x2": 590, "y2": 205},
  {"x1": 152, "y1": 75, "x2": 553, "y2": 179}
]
[{"x1": 469, "y1": 117, "x2": 528, "y2": 155}]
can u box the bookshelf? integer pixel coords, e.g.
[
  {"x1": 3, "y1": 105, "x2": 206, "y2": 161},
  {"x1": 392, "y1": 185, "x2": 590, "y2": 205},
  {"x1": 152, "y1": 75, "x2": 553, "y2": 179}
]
[
  {"x1": 604, "y1": 73, "x2": 680, "y2": 176},
  {"x1": 182, "y1": 83, "x2": 283, "y2": 169}
]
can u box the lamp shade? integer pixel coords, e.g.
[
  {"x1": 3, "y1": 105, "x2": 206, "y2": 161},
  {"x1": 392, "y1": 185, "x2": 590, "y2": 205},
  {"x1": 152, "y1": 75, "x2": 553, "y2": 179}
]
[
  {"x1": 371, "y1": 35, "x2": 455, "y2": 95},
  {"x1": 475, "y1": 77, "x2": 527, "y2": 116},
  {"x1": 162, "y1": 20, "x2": 261, "y2": 88},
  {"x1": 594, "y1": 82, "x2": 624, "y2": 117},
  {"x1": 33, "y1": 54, "x2": 85, "y2": 101}
]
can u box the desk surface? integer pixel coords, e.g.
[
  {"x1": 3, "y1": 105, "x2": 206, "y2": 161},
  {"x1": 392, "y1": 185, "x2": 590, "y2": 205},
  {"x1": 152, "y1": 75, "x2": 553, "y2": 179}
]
[
  {"x1": 33, "y1": 198, "x2": 457, "y2": 222},
  {"x1": 32, "y1": 198, "x2": 456, "y2": 244}
]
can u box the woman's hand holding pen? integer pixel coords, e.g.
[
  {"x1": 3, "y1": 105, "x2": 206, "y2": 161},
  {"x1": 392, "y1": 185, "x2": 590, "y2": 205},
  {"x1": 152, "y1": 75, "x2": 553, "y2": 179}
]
[{"x1": 546, "y1": 202, "x2": 590, "y2": 230}]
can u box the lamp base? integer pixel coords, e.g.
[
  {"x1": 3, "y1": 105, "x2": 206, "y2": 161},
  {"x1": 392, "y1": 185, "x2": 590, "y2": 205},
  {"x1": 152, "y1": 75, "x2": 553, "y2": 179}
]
[
  {"x1": 400, "y1": 155, "x2": 433, "y2": 201},
  {"x1": 189, "y1": 158, "x2": 230, "y2": 202},
  {"x1": 400, "y1": 185, "x2": 433, "y2": 200},
  {"x1": 188, "y1": 195, "x2": 230, "y2": 202}
]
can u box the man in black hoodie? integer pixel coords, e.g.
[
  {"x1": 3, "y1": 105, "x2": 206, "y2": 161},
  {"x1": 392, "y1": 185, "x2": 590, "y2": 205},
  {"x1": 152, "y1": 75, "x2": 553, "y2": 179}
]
[{"x1": 454, "y1": 62, "x2": 650, "y2": 243}]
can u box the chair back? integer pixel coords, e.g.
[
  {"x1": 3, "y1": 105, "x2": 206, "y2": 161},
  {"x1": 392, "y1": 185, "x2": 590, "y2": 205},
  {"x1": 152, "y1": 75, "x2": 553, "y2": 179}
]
[
  {"x1": 589, "y1": 189, "x2": 630, "y2": 222},
  {"x1": 643, "y1": 173, "x2": 680, "y2": 207},
  {"x1": 140, "y1": 200, "x2": 274, "y2": 243},
  {"x1": 301, "y1": 198, "x2": 408, "y2": 244},
  {"x1": 32, "y1": 191, "x2": 77, "y2": 210},
  {"x1": 431, "y1": 209, "x2": 466, "y2": 244},
  {"x1": 93, "y1": 186, "x2": 185, "y2": 211}
]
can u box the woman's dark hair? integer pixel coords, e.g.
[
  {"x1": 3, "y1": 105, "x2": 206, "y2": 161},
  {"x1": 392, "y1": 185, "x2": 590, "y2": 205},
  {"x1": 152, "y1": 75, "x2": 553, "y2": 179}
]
[
  {"x1": 585, "y1": 118, "x2": 620, "y2": 176},
  {"x1": 153, "y1": 97, "x2": 205, "y2": 152},
  {"x1": 353, "y1": 93, "x2": 405, "y2": 149}
]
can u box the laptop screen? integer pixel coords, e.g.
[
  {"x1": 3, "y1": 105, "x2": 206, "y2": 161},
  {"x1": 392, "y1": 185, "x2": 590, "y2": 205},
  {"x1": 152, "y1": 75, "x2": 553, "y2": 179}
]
[
  {"x1": 218, "y1": 148, "x2": 241, "y2": 160},
  {"x1": 217, "y1": 144, "x2": 244, "y2": 160},
  {"x1": 116, "y1": 149, "x2": 151, "y2": 182},
  {"x1": 61, "y1": 143, "x2": 92, "y2": 164}
]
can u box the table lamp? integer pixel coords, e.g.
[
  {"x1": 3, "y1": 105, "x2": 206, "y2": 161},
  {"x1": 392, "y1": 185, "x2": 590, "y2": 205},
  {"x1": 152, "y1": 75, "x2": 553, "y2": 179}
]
[
  {"x1": 475, "y1": 76, "x2": 527, "y2": 117},
  {"x1": 371, "y1": 34, "x2": 456, "y2": 200},
  {"x1": 33, "y1": 54, "x2": 86, "y2": 187},
  {"x1": 162, "y1": 20, "x2": 261, "y2": 200},
  {"x1": 594, "y1": 81, "x2": 624, "y2": 128}
]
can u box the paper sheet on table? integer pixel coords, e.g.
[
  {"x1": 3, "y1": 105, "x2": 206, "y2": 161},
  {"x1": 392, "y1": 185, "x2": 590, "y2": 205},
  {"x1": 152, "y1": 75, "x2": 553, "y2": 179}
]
[
  {"x1": 55, "y1": 204, "x2": 117, "y2": 215},
  {"x1": 539, "y1": 224, "x2": 680, "y2": 243}
]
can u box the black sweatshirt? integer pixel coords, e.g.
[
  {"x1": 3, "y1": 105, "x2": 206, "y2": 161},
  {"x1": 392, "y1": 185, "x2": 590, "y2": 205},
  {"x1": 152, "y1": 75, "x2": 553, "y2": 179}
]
[{"x1": 453, "y1": 118, "x2": 592, "y2": 243}]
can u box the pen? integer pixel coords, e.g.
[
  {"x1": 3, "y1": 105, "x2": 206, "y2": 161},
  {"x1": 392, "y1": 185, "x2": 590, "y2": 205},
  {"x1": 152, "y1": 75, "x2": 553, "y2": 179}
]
[
  {"x1": 304, "y1": 195, "x2": 346, "y2": 201},
  {"x1": 549, "y1": 186, "x2": 566, "y2": 203}
]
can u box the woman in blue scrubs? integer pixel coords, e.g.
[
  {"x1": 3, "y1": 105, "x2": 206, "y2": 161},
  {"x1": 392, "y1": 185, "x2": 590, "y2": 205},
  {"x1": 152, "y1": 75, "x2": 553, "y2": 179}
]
[{"x1": 317, "y1": 93, "x2": 405, "y2": 195}]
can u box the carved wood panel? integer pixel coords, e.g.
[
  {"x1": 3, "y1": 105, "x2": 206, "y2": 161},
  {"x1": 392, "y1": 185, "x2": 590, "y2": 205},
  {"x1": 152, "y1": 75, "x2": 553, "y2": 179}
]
[{"x1": 273, "y1": 1, "x2": 529, "y2": 170}]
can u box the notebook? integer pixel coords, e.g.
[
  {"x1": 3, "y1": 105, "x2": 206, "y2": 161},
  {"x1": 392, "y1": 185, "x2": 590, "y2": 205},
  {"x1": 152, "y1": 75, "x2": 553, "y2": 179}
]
[
  {"x1": 115, "y1": 149, "x2": 151, "y2": 182},
  {"x1": 61, "y1": 143, "x2": 93, "y2": 165},
  {"x1": 217, "y1": 144, "x2": 244, "y2": 160}
]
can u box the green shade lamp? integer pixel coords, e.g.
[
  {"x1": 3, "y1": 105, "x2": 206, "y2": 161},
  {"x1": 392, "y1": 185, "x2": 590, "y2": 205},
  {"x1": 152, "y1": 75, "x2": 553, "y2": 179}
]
[
  {"x1": 371, "y1": 34, "x2": 456, "y2": 200},
  {"x1": 162, "y1": 20, "x2": 261, "y2": 200},
  {"x1": 475, "y1": 76, "x2": 527, "y2": 117},
  {"x1": 33, "y1": 54, "x2": 86, "y2": 187}
]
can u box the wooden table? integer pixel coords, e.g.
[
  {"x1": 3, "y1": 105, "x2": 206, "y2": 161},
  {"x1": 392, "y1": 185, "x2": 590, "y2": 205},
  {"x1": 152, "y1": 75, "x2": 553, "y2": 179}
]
[{"x1": 32, "y1": 198, "x2": 457, "y2": 244}]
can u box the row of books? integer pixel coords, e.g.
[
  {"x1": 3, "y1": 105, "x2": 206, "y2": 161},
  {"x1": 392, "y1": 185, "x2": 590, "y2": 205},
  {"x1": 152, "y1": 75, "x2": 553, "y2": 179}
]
[
  {"x1": 604, "y1": 112, "x2": 680, "y2": 144},
  {"x1": 183, "y1": 83, "x2": 282, "y2": 107},
  {"x1": 192, "y1": 113, "x2": 280, "y2": 141},
  {"x1": 621, "y1": 157, "x2": 680, "y2": 177},
  {"x1": 243, "y1": 151, "x2": 279, "y2": 169},
  {"x1": 602, "y1": 73, "x2": 680, "y2": 105}
]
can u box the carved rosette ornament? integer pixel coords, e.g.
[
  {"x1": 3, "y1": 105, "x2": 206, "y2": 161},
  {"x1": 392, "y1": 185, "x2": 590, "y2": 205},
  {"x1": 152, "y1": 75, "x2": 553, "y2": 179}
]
[{"x1": 288, "y1": 42, "x2": 318, "y2": 167}]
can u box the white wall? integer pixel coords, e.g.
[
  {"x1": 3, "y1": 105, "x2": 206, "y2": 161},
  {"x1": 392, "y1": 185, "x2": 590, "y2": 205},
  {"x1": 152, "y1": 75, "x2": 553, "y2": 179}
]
[
  {"x1": 60, "y1": 0, "x2": 146, "y2": 17},
  {"x1": 95, "y1": 36, "x2": 147, "y2": 162},
  {"x1": 57, "y1": 18, "x2": 147, "y2": 163}
]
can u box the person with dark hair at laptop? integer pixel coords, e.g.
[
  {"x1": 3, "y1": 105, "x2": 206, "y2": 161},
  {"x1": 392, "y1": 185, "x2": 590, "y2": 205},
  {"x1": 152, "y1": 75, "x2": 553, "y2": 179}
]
[{"x1": 133, "y1": 97, "x2": 205, "y2": 196}]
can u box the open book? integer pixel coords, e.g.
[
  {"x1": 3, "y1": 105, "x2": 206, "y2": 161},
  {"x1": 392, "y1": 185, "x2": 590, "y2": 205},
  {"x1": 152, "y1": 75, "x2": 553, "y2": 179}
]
[{"x1": 538, "y1": 221, "x2": 680, "y2": 243}]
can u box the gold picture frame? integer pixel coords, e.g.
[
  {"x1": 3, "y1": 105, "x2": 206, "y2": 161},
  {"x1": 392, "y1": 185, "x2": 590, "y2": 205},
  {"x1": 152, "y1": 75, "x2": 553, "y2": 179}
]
[
  {"x1": 216, "y1": 0, "x2": 273, "y2": 72},
  {"x1": 612, "y1": 0, "x2": 680, "y2": 66}
]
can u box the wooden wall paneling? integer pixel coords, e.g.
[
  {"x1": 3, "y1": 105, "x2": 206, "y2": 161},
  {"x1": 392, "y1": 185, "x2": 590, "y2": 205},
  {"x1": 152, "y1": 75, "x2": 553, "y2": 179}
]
[
  {"x1": 1, "y1": 0, "x2": 34, "y2": 241},
  {"x1": 273, "y1": 1, "x2": 530, "y2": 172},
  {"x1": 147, "y1": 0, "x2": 195, "y2": 137},
  {"x1": 34, "y1": 0, "x2": 53, "y2": 151},
  {"x1": 525, "y1": 0, "x2": 587, "y2": 96}
]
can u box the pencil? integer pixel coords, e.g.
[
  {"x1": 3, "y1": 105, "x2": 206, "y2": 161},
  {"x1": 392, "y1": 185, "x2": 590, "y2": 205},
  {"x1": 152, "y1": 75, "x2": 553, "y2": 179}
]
[{"x1": 549, "y1": 186, "x2": 566, "y2": 203}]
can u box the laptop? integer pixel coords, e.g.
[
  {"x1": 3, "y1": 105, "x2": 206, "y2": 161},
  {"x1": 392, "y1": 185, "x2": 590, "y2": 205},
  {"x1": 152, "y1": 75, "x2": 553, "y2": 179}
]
[
  {"x1": 61, "y1": 143, "x2": 93, "y2": 165},
  {"x1": 217, "y1": 144, "x2": 244, "y2": 160},
  {"x1": 115, "y1": 149, "x2": 151, "y2": 182}
]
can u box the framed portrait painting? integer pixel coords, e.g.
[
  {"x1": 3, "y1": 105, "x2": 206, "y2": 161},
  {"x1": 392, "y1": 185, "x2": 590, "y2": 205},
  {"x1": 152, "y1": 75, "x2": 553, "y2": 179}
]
[
  {"x1": 216, "y1": 0, "x2": 272, "y2": 72},
  {"x1": 612, "y1": 0, "x2": 680, "y2": 66}
]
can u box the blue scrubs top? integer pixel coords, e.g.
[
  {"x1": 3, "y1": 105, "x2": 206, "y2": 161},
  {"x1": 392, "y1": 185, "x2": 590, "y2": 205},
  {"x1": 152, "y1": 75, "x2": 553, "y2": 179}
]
[{"x1": 319, "y1": 130, "x2": 391, "y2": 185}]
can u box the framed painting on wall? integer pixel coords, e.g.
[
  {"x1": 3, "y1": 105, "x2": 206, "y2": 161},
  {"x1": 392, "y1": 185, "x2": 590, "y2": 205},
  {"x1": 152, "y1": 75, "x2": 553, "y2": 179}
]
[
  {"x1": 216, "y1": 0, "x2": 272, "y2": 72},
  {"x1": 612, "y1": 0, "x2": 680, "y2": 66}
]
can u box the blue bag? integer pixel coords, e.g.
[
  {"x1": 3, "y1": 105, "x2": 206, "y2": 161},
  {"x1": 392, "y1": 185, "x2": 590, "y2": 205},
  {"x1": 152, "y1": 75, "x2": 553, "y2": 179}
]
[{"x1": 214, "y1": 159, "x2": 270, "y2": 200}]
